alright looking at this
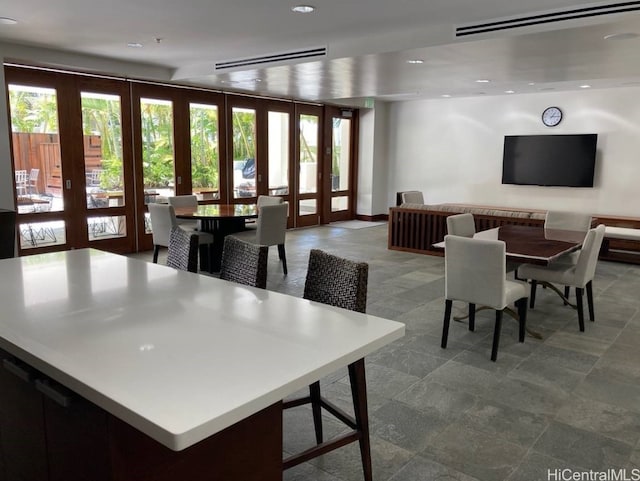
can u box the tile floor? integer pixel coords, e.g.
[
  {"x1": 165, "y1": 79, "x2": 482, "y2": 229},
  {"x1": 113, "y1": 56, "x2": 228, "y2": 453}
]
[{"x1": 142, "y1": 223, "x2": 640, "y2": 481}]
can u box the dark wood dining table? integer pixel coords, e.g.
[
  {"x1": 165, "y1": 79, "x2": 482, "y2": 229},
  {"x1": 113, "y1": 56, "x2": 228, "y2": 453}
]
[
  {"x1": 433, "y1": 224, "x2": 585, "y2": 265},
  {"x1": 174, "y1": 204, "x2": 258, "y2": 272},
  {"x1": 471, "y1": 224, "x2": 585, "y2": 265}
]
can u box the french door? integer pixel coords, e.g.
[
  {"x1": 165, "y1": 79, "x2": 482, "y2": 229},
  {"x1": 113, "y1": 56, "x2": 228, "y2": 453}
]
[
  {"x1": 295, "y1": 105, "x2": 322, "y2": 227},
  {"x1": 6, "y1": 67, "x2": 136, "y2": 254},
  {"x1": 324, "y1": 106, "x2": 358, "y2": 223}
]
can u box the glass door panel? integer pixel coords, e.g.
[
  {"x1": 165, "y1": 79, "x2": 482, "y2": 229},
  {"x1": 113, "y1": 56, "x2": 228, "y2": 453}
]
[
  {"x1": 8, "y1": 84, "x2": 67, "y2": 250},
  {"x1": 81, "y1": 91, "x2": 127, "y2": 241},
  {"x1": 295, "y1": 108, "x2": 321, "y2": 227},
  {"x1": 231, "y1": 107, "x2": 256, "y2": 200},
  {"x1": 331, "y1": 117, "x2": 351, "y2": 194},
  {"x1": 190, "y1": 103, "x2": 220, "y2": 201},
  {"x1": 140, "y1": 98, "x2": 176, "y2": 200},
  {"x1": 325, "y1": 108, "x2": 357, "y2": 223},
  {"x1": 267, "y1": 111, "x2": 289, "y2": 196}
]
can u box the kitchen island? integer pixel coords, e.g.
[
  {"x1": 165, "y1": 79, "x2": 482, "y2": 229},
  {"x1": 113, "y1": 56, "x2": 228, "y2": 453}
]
[{"x1": 0, "y1": 249, "x2": 404, "y2": 480}]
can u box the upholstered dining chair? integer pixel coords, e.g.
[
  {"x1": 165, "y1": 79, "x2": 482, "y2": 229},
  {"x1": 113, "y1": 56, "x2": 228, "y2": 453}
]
[
  {"x1": 446, "y1": 212, "x2": 476, "y2": 238},
  {"x1": 400, "y1": 190, "x2": 424, "y2": 204},
  {"x1": 230, "y1": 203, "x2": 288, "y2": 274},
  {"x1": 544, "y1": 210, "x2": 594, "y2": 298},
  {"x1": 282, "y1": 249, "x2": 372, "y2": 480},
  {"x1": 166, "y1": 227, "x2": 199, "y2": 273},
  {"x1": 219, "y1": 236, "x2": 268, "y2": 289},
  {"x1": 168, "y1": 195, "x2": 199, "y2": 230},
  {"x1": 442, "y1": 235, "x2": 528, "y2": 361},
  {"x1": 245, "y1": 195, "x2": 284, "y2": 229},
  {"x1": 544, "y1": 210, "x2": 592, "y2": 232},
  {"x1": 257, "y1": 195, "x2": 284, "y2": 207},
  {"x1": 148, "y1": 203, "x2": 213, "y2": 267},
  {"x1": 518, "y1": 224, "x2": 605, "y2": 332}
]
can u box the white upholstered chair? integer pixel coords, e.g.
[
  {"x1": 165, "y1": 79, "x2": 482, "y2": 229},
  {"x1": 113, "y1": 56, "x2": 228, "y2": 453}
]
[
  {"x1": 168, "y1": 195, "x2": 199, "y2": 230},
  {"x1": 544, "y1": 210, "x2": 592, "y2": 232},
  {"x1": 400, "y1": 191, "x2": 424, "y2": 204},
  {"x1": 257, "y1": 195, "x2": 284, "y2": 207},
  {"x1": 442, "y1": 235, "x2": 528, "y2": 361},
  {"x1": 518, "y1": 224, "x2": 606, "y2": 332},
  {"x1": 231, "y1": 203, "x2": 288, "y2": 275},
  {"x1": 245, "y1": 195, "x2": 284, "y2": 229},
  {"x1": 446, "y1": 213, "x2": 476, "y2": 238},
  {"x1": 148, "y1": 203, "x2": 213, "y2": 267}
]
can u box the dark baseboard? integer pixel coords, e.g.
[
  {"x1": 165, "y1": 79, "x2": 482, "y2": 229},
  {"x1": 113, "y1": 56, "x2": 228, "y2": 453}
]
[{"x1": 355, "y1": 214, "x2": 388, "y2": 222}]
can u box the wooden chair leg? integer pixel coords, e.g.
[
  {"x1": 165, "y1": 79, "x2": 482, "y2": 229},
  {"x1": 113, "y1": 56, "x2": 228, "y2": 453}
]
[
  {"x1": 441, "y1": 300, "x2": 453, "y2": 348},
  {"x1": 491, "y1": 310, "x2": 503, "y2": 362},
  {"x1": 348, "y1": 359, "x2": 372, "y2": 481},
  {"x1": 309, "y1": 381, "x2": 323, "y2": 444},
  {"x1": 468, "y1": 303, "x2": 475, "y2": 331},
  {"x1": 517, "y1": 298, "x2": 527, "y2": 342},
  {"x1": 529, "y1": 280, "x2": 537, "y2": 309},
  {"x1": 152, "y1": 245, "x2": 160, "y2": 263},
  {"x1": 278, "y1": 244, "x2": 288, "y2": 275},
  {"x1": 563, "y1": 286, "x2": 570, "y2": 305},
  {"x1": 586, "y1": 281, "x2": 595, "y2": 322},
  {"x1": 576, "y1": 287, "x2": 585, "y2": 332}
]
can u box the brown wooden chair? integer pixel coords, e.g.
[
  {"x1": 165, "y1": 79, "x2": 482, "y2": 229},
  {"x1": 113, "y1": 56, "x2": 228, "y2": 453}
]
[{"x1": 283, "y1": 249, "x2": 372, "y2": 481}]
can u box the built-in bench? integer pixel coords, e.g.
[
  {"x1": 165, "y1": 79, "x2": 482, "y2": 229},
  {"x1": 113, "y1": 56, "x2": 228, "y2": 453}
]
[
  {"x1": 601, "y1": 226, "x2": 640, "y2": 264},
  {"x1": 388, "y1": 203, "x2": 640, "y2": 265}
]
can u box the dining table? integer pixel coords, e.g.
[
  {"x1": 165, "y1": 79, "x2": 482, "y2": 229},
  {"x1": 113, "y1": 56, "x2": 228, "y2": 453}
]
[
  {"x1": 0, "y1": 249, "x2": 404, "y2": 481},
  {"x1": 174, "y1": 203, "x2": 258, "y2": 272},
  {"x1": 434, "y1": 224, "x2": 585, "y2": 265}
]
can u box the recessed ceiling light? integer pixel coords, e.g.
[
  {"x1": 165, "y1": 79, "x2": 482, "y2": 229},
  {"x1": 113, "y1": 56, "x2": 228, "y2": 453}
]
[
  {"x1": 528, "y1": 82, "x2": 536, "y2": 86},
  {"x1": 476, "y1": 79, "x2": 490, "y2": 83},
  {"x1": 540, "y1": 87, "x2": 555, "y2": 91},
  {"x1": 127, "y1": 42, "x2": 143, "y2": 48},
  {"x1": 604, "y1": 32, "x2": 638, "y2": 41},
  {"x1": 406, "y1": 59, "x2": 424, "y2": 64},
  {"x1": 441, "y1": 94, "x2": 451, "y2": 98},
  {"x1": 505, "y1": 90, "x2": 515, "y2": 94},
  {"x1": 0, "y1": 17, "x2": 17, "y2": 25},
  {"x1": 254, "y1": 78, "x2": 263, "y2": 83},
  {"x1": 580, "y1": 84, "x2": 591, "y2": 89},
  {"x1": 291, "y1": 5, "x2": 315, "y2": 13}
]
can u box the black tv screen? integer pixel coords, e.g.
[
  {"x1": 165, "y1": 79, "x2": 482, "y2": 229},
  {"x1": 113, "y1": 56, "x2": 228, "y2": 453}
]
[{"x1": 502, "y1": 134, "x2": 597, "y2": 187}]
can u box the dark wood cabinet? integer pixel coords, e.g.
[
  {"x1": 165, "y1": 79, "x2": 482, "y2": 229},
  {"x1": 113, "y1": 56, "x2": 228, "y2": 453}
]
[
  {"x1": 0, "y1": 348, "x2": 283, "y2": 481},
  {"x1": 0, "y1": 350, "x2": 48, "y2": 481},
  {"x1": 0, "y1": 210, "x2": 15, "y2": 260}
]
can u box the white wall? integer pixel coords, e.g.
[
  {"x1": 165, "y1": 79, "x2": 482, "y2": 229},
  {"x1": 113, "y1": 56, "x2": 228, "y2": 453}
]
[
  {"x1": 357, "y1": 102, "x2": 390, "y2": 217},
  {"x1": 387, "y1": 88, "x2": 640, "y2": 217}
]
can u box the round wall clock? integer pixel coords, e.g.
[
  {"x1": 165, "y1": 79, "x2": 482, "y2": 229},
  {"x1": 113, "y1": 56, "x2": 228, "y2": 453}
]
[{"x1": 542, "y1": 106, "x2": 563, "y2": 127}]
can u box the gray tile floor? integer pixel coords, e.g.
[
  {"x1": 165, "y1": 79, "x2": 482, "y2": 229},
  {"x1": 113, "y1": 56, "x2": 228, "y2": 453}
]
[{"x1": 141, "y1": 223, "x2": 640, "y2": 481}]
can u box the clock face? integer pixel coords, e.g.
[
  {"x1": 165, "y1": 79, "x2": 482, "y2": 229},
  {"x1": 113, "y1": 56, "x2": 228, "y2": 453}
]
[{"x1": 542, "y1": 106, "x2": 562, "y2": 127}]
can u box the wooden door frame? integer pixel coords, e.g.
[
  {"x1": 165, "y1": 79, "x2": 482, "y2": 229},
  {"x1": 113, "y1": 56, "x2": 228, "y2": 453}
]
[
  {"x1": 5, "y1": 67, "x2": 136, "y2": 254},
  {"x1": 322, "y1": 106, "x2": 359, "y2": 224},
  {"x1": 179, "y1": 90, "x2": 227, "y2": 203},
  {"x1": 294, "y1": 104, "x2": 323, "y2": 228}
]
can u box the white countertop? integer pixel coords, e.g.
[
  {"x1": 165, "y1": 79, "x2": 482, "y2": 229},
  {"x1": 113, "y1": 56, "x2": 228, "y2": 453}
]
[{"x1": 0, "y1": 249, "x2": 404, "y2": 451}]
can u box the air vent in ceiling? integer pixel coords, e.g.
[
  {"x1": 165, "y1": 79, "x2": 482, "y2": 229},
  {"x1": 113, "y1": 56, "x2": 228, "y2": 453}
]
[
  {"x1": 215, "y1": 46, "x2": 327, "y2": 71},
  {"x1": 456, "y1": 1, "x2": 640, "y2": 37}
]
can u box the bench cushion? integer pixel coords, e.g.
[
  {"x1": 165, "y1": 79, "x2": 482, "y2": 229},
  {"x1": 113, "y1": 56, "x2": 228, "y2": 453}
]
[{"x1": 604, "y1": 226, "x2": 640, "y2": 241}]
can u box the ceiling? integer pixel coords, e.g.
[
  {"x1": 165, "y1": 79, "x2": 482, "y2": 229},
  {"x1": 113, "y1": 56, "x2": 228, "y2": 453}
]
[{"x1": 2, "y1": 0, "x2": 640, "y2": 104}]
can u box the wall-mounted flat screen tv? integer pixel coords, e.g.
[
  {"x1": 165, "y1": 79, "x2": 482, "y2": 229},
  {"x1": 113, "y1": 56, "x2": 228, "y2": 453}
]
[{"x1": 502, "y1": 134, "x2": 598, "y2": 187}]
